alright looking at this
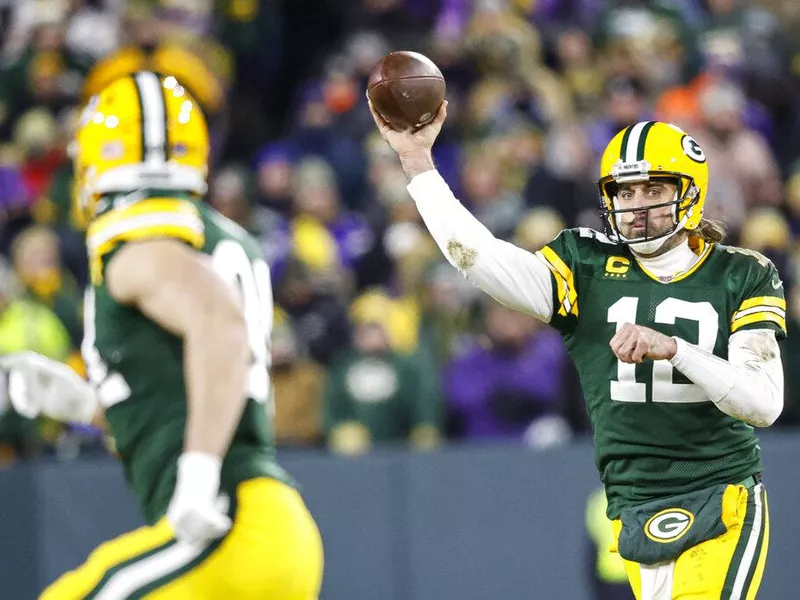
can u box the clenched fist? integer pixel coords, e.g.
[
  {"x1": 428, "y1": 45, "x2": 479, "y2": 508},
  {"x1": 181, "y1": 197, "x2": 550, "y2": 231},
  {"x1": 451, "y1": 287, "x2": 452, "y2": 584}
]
[{"x1": 610, "y1": 323, "x2": 678, "y2": 364}]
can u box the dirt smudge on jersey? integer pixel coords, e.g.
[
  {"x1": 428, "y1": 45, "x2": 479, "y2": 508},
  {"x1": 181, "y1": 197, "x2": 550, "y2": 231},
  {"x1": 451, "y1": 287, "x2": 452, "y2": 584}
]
[{"x1": 448, "y1": 239, "x2": 478, "y2": 270}]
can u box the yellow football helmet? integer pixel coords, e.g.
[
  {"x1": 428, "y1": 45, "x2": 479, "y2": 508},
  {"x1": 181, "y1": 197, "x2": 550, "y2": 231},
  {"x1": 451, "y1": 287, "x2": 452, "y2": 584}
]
[
  {"x1": 598, "y1": 121, "x2": 708, "y2": 245},
  {"x1": 72, "y1": 71, "x2": 209, "y2": 226}
]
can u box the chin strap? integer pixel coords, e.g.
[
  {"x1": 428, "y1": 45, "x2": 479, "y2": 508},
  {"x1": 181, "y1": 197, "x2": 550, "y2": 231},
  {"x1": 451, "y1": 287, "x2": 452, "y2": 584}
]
[{"x1": 629, "y1": 235, "x2": 671, "y2": 256}]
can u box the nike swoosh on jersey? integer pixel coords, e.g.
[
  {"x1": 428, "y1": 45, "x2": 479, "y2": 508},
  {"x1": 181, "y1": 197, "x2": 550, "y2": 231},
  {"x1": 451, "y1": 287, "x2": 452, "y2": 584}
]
[{"x1": 772, "y1": 278, "x2": 783, "y2": 289}]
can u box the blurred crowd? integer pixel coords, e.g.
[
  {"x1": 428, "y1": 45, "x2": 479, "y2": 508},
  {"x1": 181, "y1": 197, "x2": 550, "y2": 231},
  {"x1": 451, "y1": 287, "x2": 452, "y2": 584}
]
[{"x1": 1, "y1": 0, "x2": 800, "y2": 465}]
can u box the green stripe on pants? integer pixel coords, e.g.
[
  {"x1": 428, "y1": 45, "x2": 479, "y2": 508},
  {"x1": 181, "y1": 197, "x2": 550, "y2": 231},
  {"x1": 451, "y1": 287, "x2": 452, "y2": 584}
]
[
  {"x1": 721, "y1": 484, "x2": 767, "y2": 599},
  {"x1": 739, "y1": 486, "x2": 769, "y2": 598},
  {"x1": 127, "y1": 539, "x2": 222, "y2": 599},
  {"x1": 83, "y1": 541, "x2": 177, "y2": 600}
]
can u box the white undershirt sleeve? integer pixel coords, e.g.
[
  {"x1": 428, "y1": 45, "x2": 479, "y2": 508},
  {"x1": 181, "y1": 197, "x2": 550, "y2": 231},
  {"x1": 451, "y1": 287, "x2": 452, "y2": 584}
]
[
  {"x1": 407, "y1": 170, "x2": 554, "y2": 322},
  {"x1": 668, "y1": 329, "x2": 784, "y2": 427}
]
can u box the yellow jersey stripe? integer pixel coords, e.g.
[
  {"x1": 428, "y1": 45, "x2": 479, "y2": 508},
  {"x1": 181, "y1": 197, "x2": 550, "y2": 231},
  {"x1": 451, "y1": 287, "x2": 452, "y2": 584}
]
[
  {"x1": 539, "y1": 246, "x2": 579, "y2": 316},
  {"x1": 737, "y1": 296, "x2": 786, "y2": 311},
  {"x1": 730, "y1": 311, "x2": 787, "y2": 333},
  {"x1": 93, "y1": 222, "x2": 204, "y2": 253},
  {"x1": 87, "y1": 210, "x2": 204, "y2": 285},
  {"x1": 88, "y1": 213, "x2": 204, "y2": 250},
  {"x1": 88, "y1": 218, "x2": 204, "y2": 286},
  {"x1": 552, "y1": 268, "x2": 570, "y2": 317},
  {"x1": 535, "y1": 251, "x2": 568, "y2": 316},
  {"x1": 88, "y1": 198, "x2": 201, "y2": 236},
  {"x1": 731, "y1": 305, "x2": 785, "y2": 323}
]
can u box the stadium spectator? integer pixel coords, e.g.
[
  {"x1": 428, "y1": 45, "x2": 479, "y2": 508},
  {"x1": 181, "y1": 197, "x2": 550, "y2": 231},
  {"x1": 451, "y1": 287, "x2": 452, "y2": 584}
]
[
  {"x1": 1, "y1": 0, "x2": 799, "y2": 463},
  {"x1": 275, "y1": 258, "x2": 351, "y2": 367},
  {"x1": 208, "y1": 164, "x2": 292, "y2": 276},
  {"x1": 697, "y1": 78, "x2": 782, "y2": 211},
  {"x1": 443, "y1": 299, "x2": 572, "y2": 447},
  {"x1": 324, "y1": 317, "x2": 442, "y2": 455},
  {"x1": 271, "y1": 315, "x2": 326, "y2": 449},
  {"x1": 291, "y1": 156, "x2": 375, "y2": 280},
  {"x1": 10, "y1": 225, "x2": 81, "y2": 347},
  {"x1": 0, "y1": 259, "x2": 71, "y2": 464}
]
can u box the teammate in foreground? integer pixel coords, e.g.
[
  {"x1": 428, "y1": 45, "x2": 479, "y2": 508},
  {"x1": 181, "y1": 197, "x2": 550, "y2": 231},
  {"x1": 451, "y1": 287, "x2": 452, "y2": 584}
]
[
  {"x1": 1, "y1": 71, "x2": 323, "y2": 599},
  {"x1": 371, "y1": 101, "x2": 784, "y2": 600}
]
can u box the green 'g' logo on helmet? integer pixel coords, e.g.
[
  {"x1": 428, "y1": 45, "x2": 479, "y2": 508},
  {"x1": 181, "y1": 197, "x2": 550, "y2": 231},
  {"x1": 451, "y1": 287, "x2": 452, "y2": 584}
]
[{"x1": 644, "y1": 508, "x2": 695, "y2": 543}]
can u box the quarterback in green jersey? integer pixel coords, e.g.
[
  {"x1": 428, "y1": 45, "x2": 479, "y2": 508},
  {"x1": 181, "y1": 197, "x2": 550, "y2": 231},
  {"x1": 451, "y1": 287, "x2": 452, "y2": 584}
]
[
  {"x1": 2, "y1": 72, "x2": 323, "y2": 599},
  {"x1": 370, "y1": 100, "x2": 784, "y2": 599}
]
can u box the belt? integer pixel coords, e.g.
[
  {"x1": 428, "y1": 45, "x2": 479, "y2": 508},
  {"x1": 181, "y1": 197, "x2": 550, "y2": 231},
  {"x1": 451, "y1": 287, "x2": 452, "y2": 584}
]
[{"x1": 737, "y1": 473, "x2": 762, "y2": 489}]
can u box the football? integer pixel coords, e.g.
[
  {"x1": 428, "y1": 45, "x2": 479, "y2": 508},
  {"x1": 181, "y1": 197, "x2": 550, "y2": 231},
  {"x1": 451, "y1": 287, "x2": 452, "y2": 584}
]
[{"x1": 367, "y1": 51, "x2": 446, "y2": 131}]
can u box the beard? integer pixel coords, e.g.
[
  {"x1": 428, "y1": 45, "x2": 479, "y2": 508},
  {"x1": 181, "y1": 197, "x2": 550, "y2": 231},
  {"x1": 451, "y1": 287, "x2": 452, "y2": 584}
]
[{"x1": 618, "y1": 219, "x2": 676, "y2": 255}]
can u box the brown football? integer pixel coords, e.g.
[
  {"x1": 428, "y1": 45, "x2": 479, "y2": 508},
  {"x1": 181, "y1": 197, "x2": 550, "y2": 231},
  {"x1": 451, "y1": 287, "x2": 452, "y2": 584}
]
[{"x1": 367, "y1": 51, "x2": 446, "y2": 131}]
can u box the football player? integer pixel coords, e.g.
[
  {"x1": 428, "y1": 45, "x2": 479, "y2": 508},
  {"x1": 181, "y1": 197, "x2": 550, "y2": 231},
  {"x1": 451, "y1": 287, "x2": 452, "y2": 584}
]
[
  {"x1": 1, "y1": 71, "x2": 324, "y2": 599},
  {"x1": 370, "y1": 101, "x2": 783, "y2": 600}
]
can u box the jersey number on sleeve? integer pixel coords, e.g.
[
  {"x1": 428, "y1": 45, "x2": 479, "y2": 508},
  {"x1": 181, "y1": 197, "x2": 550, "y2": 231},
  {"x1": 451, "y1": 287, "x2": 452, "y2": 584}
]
[{"x1": 607, "y1": 296, "x2": 719, "y2": 403}]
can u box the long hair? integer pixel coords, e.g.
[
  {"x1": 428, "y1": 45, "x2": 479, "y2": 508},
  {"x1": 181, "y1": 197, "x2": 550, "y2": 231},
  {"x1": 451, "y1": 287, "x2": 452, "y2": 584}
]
[{"x1": 692, "y1": 218, "x2": 726, "y2": 243}]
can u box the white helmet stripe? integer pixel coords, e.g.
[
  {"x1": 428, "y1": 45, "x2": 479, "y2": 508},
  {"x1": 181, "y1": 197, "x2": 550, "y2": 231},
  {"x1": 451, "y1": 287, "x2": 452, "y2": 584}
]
[
  {"x1": 134, "y1": 71, "x2": 167, "y2": 164},
  {"x1": 624, "y1": 121, "x2": 648, "y2": 163}
]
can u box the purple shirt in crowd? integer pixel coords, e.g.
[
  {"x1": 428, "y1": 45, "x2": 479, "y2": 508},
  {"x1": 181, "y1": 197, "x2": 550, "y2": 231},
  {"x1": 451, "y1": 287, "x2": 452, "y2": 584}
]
[{"x1": 444, "y1": 328, "x2": 569, "y2": 440}]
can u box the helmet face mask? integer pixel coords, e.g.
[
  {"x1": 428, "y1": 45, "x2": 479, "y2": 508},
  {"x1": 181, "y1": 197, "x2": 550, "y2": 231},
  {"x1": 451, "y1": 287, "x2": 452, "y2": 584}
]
[
  {"x1": 598, "y1": 121, "x2": 708, "y2": 251},
  {"x1": 599, "y1": 172, "x2": 700, "y2": 246}
]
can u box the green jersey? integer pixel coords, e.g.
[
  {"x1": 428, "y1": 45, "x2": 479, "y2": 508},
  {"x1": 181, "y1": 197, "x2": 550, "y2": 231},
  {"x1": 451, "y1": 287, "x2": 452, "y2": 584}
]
[
  {"x1": 538, "y1": 228, "x2": 787, "y2": 519},
  {"x1": 83, "y1": 193, "x2": 292, "y2": 524}
]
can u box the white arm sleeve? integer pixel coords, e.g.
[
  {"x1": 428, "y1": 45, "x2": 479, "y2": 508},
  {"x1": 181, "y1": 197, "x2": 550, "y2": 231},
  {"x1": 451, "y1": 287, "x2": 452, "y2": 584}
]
[
  {"x1": 668, "y1": 329, "x2": 784, "y2": 427},
  {"x1": 407, "y1": 170, "x2": 554, "y2": 322}
]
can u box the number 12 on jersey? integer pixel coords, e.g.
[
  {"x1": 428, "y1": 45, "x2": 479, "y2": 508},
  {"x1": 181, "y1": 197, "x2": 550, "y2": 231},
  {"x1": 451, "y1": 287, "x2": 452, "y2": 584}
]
[{"x1": 607, "y1": 296, "x2": 718, "y2": 404}]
